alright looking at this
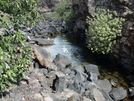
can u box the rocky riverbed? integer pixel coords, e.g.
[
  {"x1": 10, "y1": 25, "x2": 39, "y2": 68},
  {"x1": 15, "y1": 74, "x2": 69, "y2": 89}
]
[
  {"x1": 0, "y1": 17, "x2": 134, "y2": 101},
  {"x1": 0, "y1": 45, "x2": 130, "y2": 101}
]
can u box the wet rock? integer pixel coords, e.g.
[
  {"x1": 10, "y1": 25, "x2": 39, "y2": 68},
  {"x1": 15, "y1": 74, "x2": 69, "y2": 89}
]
[
  {"x1": 54, "y1": 72, "x2": 66, "y2": 92},
  {"x1": 53, "y1": 53, "x2": 71, "y2": 71},
  {"x1": 110, "y1": 87, "x2": 127, "y2": 101},
  {"x1": 96, "y1": 79, "x2": 112, "y2": 93}
]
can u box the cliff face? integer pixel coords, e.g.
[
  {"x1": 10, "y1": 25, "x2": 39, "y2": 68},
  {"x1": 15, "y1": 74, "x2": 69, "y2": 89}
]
[{"x1": 72, "y1": 0, "x2": 134, "y2": 73}]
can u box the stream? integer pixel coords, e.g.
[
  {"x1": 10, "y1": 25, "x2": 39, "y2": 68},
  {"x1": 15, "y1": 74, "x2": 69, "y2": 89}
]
[{"x1": 44, "y1": 35, "x2": 130, "y2": 89}]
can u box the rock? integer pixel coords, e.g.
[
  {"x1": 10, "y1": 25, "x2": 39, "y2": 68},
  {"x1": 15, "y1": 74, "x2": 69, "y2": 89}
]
[
  {"x1": 84, "y1": 64, "x2": 100, "y2": 82},
  {"x1": 46, "y1": 71, "x2": 56, "y2": 88},
  {"x1": 92, "y1": 88, "x2": 106, "y2": 101},
  {"x1": 28, "y1": 79, "x2": 41, "y2": 88},
  {"x1": 129, "y1": 87, "x2": 134, "y2": 97},
  {"x1": 100, "y1": 90, "x2": 114, "y2": 101},
  {"x1": 35, "y1": 38, "x2": 54, "y2": 46},
  {"x1": 28, "y1": 93, "x2": 43, "y2": 101},
  {"x1": 44, "y1": 96, "x2": 53, "y2": 101},
  {"x1": 54, "y1": 71, "x2": 66, "y2": 92},
  {"x1": 46, "y1": 26, "x2": 58, "y2": 33},
  {"x1": 84, "y1": 82, "x2": 97, "y2": 90},
  {"x1": 73, "y1": 66, "x2": 87, "y2": 82},
  {"x1": 39, "y1": 29, "x2": 51, "y2": 35},
  {"x1": 63, "y1": 66, "x2": 88, "y2": 94},
  {"x1": 41, "y1": 92, "x2": 59, "y2": 101},
  {"x1": 67, "y1": 93, "x2": 82, "y2": 101},
  {"x1": 96, "y1": 79, "x2": 112, "y2": 93},
  {"x1": 110, "y1": 87, "x2": 127, "y2": 101},
  {"x1": 53, "y1": 53, "x2": 71, "y2": 71},
  {"x1": 83, "y1": 96, "x2": 92, "y2": 101},
  {"x1": 60, "y1": 89, "x2": 83, "y2": 101},
  {"x1": 84, "y1": 64, "x2": 100, "y2": 75},
  {"x1": 33, "y1": 45, "x2": 54, "y2": 69},
  {"x1": 10, "y1": 93, "x2": 23, "y2": 101}
]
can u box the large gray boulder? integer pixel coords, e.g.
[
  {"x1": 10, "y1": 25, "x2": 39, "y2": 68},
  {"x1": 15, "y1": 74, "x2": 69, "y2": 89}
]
[
  {"x1": 33, "y1": 45, "x2": 57, "y2": 70},
  {"x1": 65, "y1": 66, "x2": 88, "y2": 94},
  {"x1": 84, "y1": 64, "x2": 100, "y2": 82},
  {"x1": 96, "y1": 79, "x2": 112, "y2": 93},
  {"x1": 54, "y1": 71, "x2": 66, "y2": 92},
  {"x1": 53, "y1": 53, "x2": 71, "y2": 71},
  {"x1": 110, "y1": 87, "x2": 127, "y2": 101}
]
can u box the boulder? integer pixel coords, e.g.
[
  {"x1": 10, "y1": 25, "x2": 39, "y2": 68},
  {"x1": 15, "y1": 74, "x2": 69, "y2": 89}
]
[
  {"x1": 54, "y1": 71, "x2": 66, "y2": 92},
  {"x1": 96, "y1": 79, "x2": 112, "y2": 93},
  {"x1": 84, "y1": 64, "x2": 100, "y2": 82},
  {"x1": 53, "y1": 53, "x2": 71, "y2": 71},
  {"x1": 110, "y1": 87, "x2": 127, "y2": 101},
  {"x1": 35, "y1": 38, "x2": 54, "y2": 46},
  {"x1": 92, "y1": 88, "x2": 106, "y2": 101},
  {"x1": 46, "y1": 25, "x2": 58, "y2": 33},
  {"x1": 82, "y1": 96, "x2": 92, "y2": 101},
  {"x1": 100, "y1": 90, "x2": 114, "y2": 101},
  {"x1": 60, "y1": 89, "x2": 83, "y2": 101},
  {"x1": 84, "y1": 64, "x2": 100, "y2": 75},
  {"x1": 39, "y1": 29, "x2": 52, "y2": 35},
  {"x1": 63, "y1": 66, "x2": 88, "y2": 94},
  {"x1": 33, "y1": 45, "x2": 52, "y2": 69}
]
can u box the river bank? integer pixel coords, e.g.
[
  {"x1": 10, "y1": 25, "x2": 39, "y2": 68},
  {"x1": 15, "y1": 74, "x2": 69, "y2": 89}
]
[{"x1": 0, "y1": 17, "x2": 133, "y2": 101}]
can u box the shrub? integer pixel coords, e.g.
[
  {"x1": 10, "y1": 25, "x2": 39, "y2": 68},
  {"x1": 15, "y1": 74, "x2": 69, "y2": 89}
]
[
  {"x1": 0, "y1": 32, "x2": 31, "y2": 91},
  {"x1": 0, "y1": 0, "x2": 42, "y2": 91},
  {"x1": 86, "y1": 9, "x2": 125, "y2": 54},
  {"x1": 51, "y1": 0, "x2": 75, "y2": 23}
]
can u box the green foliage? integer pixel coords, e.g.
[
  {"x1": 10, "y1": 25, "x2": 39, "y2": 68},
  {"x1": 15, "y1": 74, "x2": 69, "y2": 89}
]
[
  {"x1": 86, "y1": 9, "x2": 125, "y2": 54},
  {"x1": 51, "y1": 0, "x2": 75, "y2": 23},
  {"x1": 0, "y1": 0, "x2": 42, "y2": 29},
  {"x1": 0, "y1": 32, "x2": 32, "y2": 91},
  {"x1": 0, "y1": 0, "x2": 42, "y2": 91}
]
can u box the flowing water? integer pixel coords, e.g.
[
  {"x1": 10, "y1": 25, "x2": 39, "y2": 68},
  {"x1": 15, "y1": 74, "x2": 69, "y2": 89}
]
[{"x1": 44, "y1": 35, "x2": 130, "y2": 89}]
